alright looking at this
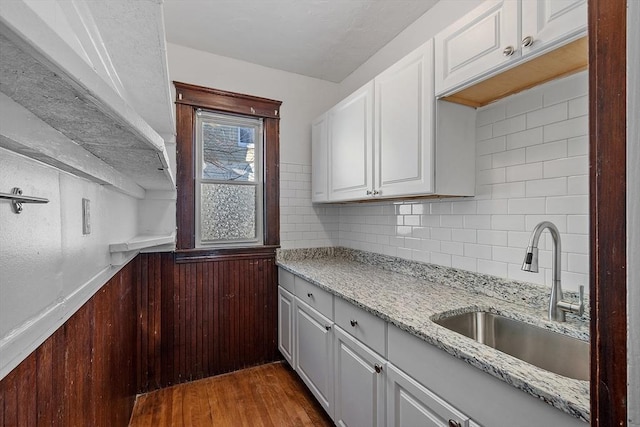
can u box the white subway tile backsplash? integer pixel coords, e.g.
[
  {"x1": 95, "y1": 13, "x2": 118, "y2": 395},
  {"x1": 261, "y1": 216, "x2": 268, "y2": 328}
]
[
  {"x1": 568, "y1": 136, "x2": 588, "y2": 157},
  {"x1": 477, "y1": 136, "x2": 507, "y2": 155},
  {"x1": 526, "y1": 140, "x2": 567, "y2": 163},
  {"x1": 440, "y1": 215, "x2": 464, "y2": 228},
  {"x1": 477, "y1": 259, "x2": 508, "y2": 277},
  {"x1": 491, "y1": 215, "x2": 525, "y2": 231},
  {"x1": 289, "y1": 73, "x2": 589, "y2": 297},
  {"x1": 505, "y1": 90, "x2": 543, "y2": 117},
  {"x1": 568, "y1": 175, "x2": 588, "y2": 195},
  {"x1": 477, "y1": 200, "x2": 508, "y2": 214},
  {"x1": 542, "y1": 71, "x2": 588, "y2": 106},
  {"x1": 493, "y1": 148, "x2": 525, "y2": 168},
  {"x1": 567, "y1": 215, "x2": 588, "y2": 234},
  {"x1": 508, "y1": 197, "x2": 546, "y2": 214},
  {"x1": 477, "y1": 103, "x2": 506, "y2": 126},
  {"x1": 477, "y1": 230, "x2": 508, "y2": 246},
  {"x1": 463, "y1": 214, "x2": 492, "y2": 229},
  {"x1": 492, "y1": 182, "x2": 526, "y2": 199},
  {"x1": 526, "y1": 103, "x2": 568, "y2": 128}
]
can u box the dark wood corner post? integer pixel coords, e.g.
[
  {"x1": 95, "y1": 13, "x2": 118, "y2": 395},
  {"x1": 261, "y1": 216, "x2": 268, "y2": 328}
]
[{"x1": 588, "y1": 0, "x2": 627, "y2": 425}]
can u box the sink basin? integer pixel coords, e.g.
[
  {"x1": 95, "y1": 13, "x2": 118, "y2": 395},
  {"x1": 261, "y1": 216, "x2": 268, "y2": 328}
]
[{"x1": 434, "y1": 311, "x2": 589, "y2": 381}]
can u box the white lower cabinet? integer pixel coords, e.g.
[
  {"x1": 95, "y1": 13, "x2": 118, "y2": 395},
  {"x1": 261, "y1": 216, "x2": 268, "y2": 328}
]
[
  {"x1": 295, "y1": 299, "x2": 334, "y2": 417},
  {"x1": 277, "y1": 286, "x2": 295, "y2": 366},
  {"x1": 387, "y1": 363, "x2": 470, "y2": 427},
  {"x1": 333, "y1": 326, "x2": 386, "y2": 427}
]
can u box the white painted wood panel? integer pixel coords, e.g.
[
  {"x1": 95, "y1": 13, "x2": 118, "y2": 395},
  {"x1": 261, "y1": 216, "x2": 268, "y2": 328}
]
[
  {"x1": 328, "y1": 82, "x2": 374, "y2": 201},
  {"x1": 375, "y1": 39, "x2": 435, "y2": 197}
]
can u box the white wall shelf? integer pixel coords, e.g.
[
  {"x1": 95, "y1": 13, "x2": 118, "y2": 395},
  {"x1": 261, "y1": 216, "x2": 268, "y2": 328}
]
[{"x1": 109, "y1": 232, "x2": 176, "y2": 254}]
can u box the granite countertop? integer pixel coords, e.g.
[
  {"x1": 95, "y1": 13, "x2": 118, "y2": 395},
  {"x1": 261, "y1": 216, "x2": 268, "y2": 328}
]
[{"x1": 277, "y1": 247, "x2": 590, "y2": 423}]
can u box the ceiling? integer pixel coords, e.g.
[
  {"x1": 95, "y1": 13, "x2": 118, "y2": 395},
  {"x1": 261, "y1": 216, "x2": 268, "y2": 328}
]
[{"x1": 162, "y1": 0, "x2": 439, "y2": 83}]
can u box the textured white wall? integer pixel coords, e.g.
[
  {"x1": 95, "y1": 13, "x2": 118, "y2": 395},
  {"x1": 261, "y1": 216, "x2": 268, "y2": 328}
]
[{"x1": 0, "y1": 148, "x2": 138, "y2": 379}]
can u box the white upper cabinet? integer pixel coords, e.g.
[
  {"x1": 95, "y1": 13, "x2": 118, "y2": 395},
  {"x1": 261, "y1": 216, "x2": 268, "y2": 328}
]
[
  {"x1": 314, "y1": 39, "x2": 476, "y2": 203},
  {"x1": 375, "y1": 39, "x2": 435, "y2": 198},
  {"x1": 435, "y1": 0, "x2": 519, "y2": 96},
  {"x1": 435, "y1": 0, "x2": 587, "y2": 96},
  {"x1": 311, "y1": 113, "x2": 329, "y2": 203},
  {"x1": 521, "y1": 0, "x2": 587, "y2": 55},
  {"x1": 328, "y1": 82, "x2": 374, "y2": 202}
]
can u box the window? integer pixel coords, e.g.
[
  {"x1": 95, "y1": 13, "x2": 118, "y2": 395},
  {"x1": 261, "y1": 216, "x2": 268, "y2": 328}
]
[
  {"x1": 174, "y1": 82, "x2": 281, "y2": 254},
  {"x1": 195, "y1": 111, "x2": 263, "y2": 247}
]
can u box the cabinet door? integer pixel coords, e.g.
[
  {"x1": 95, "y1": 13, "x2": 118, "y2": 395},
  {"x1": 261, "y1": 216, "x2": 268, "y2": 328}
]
[
  {"x1": 278, "y1": 286, "x2": 295, "y2": 366},
  {"x1": 334, "y1": 326, "x2": 386, "y2": 427},
  {"x1": 328, "y1": 82, "x2": 374, "y2": 201},
  {"x1": 311, "y1": 113, "x2": 329, "y2": 203},
  {"x1": 521, "y1": 0, "x2": 587, "y2": 56},
  {"x1": 295, "y1": 299, "x2": 334, "y2": 418},
  {"x1": 375, "y1": 39, "x2": 434, "y2": 198},
  {"x1": 435, "y1": 0, "x2": 519, "y2": 95},
  {"x1": 387, "y1": 363, "x2": 470, "y2": 427}
]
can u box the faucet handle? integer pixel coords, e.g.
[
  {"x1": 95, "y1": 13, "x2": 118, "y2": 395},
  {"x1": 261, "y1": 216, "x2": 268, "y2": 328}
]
[{"x1": 558, "y1": 285, "x2": 585, "y2": 317}]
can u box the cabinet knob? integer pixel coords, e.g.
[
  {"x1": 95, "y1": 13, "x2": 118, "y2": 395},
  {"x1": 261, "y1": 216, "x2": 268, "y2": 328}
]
[
  {"x1": 350, "y1": 319, "x2": 358, "y2": 327},
  {"x1": 522, "y1": 35, "x2": 534, "y2": 47},
  {"x1": 374, "y1": 364, "x2": 383, "y2": 374},
  {"x1": 366, "y1": 190, "x2": 373, "y2": 196},
  {"x1": 502, "y1": 45, "x2": 515, "y2": 56},
  {"x1": 307, "y1": 292, "x2": 313, "y2": 298},
  {"x1": 325, "y1": 325, "x2": 332, "y2": 331},
  {"x1": 373, "y1": 190, "x2": 380, "y2": 196},
  {"x1": 448, "y1": 420, "x2": 461, "y2": 427}
]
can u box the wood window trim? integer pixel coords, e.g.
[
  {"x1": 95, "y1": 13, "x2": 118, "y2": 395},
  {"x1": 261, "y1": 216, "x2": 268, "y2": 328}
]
[{"x1": 174, "y1": 82, "x2": 282, "y2": 256}]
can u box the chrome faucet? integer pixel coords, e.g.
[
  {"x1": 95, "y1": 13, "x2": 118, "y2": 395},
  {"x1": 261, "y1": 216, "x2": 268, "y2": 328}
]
[{"x1": 521, "y1": 221, "x2": 584, "y2": 322}]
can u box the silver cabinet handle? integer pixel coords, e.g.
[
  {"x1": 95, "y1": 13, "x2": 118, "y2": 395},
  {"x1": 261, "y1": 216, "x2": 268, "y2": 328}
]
[
  {"x1": 374, "y1": 364, "x2": 383, "y2": 374},
  {"x1": 325, "y1": 325, "x2": 332, "y2": 331},
  {"x1": 372, "y1": 190, "x2": 380, "y2": 196},
  {"x1": 366, "y1": 190, "x2": 373, "y2": 195},
  {"x1": 448, "y1": 420, "x2": 462, "y2": 427},
  {"x1": 503, "y1": 45, "x2": 515, "y2": 56},
  {"x1": 350, "y1": 319, "x2": 358, "y2": 327},
  {"x1": 307, "y1": 292, "x2": 313, "y2": 298},
  {"x1": 522, "y1": 35, "x2": 534, "y2": 47}
]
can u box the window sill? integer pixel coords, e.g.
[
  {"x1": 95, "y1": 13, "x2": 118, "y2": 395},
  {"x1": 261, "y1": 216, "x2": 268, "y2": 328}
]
[{"x1": 174, "y1": 245, "x2": 279, "y2": 263}]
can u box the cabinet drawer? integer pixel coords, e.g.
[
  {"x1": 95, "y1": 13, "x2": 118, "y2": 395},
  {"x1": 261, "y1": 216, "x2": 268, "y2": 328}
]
[
  {"x1": 334, "y1": 297, "x2": 386, "y2": 356},
  {"x1": 295, "y1": 276, "x2": 333, "y2": 319},
  {"x1": 278, "y1": 267, "x2": 295, "y2": 294}
]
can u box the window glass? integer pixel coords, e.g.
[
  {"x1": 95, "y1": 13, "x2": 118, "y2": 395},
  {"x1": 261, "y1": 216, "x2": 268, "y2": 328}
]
[{"x1": 196, "y1": 111, "x2": 263, "y2": 247}]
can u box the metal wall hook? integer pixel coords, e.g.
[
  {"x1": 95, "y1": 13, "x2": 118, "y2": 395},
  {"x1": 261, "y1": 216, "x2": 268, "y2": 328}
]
[{"x1": 0, "y1": 187, "x2": 49, "y2": 214}]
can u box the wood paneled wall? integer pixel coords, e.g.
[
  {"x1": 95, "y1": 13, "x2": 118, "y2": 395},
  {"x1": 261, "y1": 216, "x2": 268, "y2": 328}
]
[
  {"x1": 136, "y1": 252, "x2": 280, "y2": 392},
  {"x1": 0, "y1": 260, "x2": 137, "y2": 427}
]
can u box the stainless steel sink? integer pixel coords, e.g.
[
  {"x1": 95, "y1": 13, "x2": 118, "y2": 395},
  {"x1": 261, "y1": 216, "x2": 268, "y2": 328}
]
[{"x1": 434, "y1": 311, "x2": 589, "y2": 381}]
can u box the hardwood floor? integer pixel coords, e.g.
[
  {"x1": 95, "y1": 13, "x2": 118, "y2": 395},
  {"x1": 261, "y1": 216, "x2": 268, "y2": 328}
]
[{"x1": 128, "y1": 362, "x2": 334, "y2": 427}]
